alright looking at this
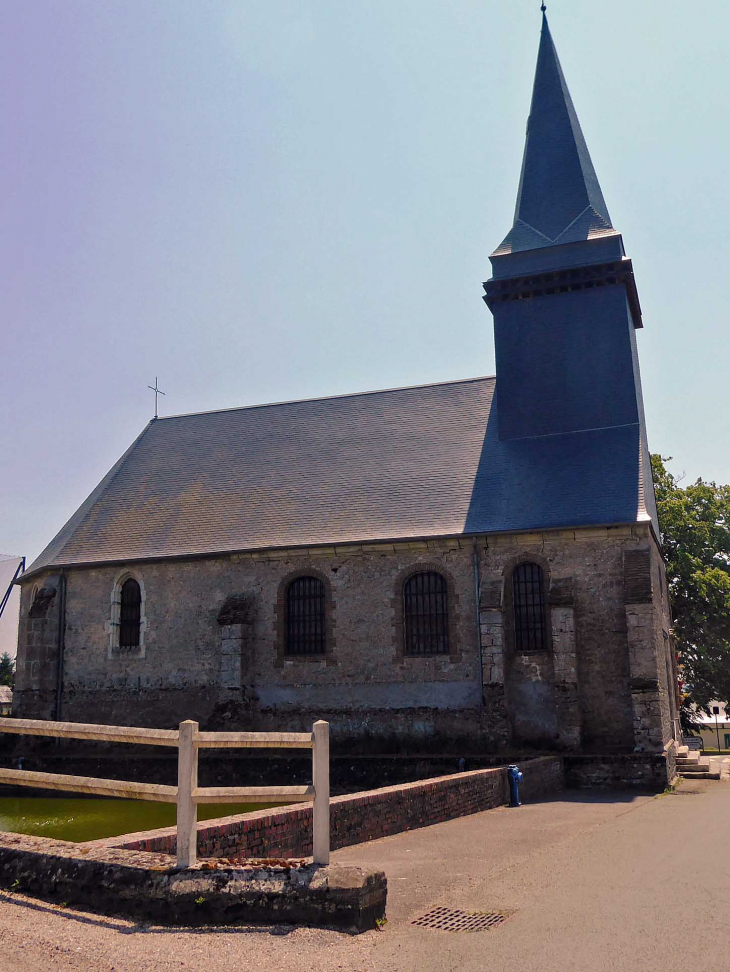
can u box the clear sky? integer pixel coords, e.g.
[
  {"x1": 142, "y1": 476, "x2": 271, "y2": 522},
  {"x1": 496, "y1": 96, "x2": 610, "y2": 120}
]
[{"x1": 2, "y1": 0, "x2": 729, "y2": 572}]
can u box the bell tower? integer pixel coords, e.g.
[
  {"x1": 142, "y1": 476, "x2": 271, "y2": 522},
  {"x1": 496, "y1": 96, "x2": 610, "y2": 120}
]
[{"x1": 484, "y1": 12, "x2": 648, "y2": 454}]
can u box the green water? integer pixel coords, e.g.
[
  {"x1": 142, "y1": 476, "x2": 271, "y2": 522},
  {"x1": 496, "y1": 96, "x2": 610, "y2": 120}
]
[{"x1": 0, "y1": 797, "x2": 277, "y2": 843}]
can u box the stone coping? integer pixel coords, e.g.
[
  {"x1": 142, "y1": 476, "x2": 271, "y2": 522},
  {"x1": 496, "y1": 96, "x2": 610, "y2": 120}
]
[{"x1": 0, "y1": 831, "x2": 385, "y2": 932}]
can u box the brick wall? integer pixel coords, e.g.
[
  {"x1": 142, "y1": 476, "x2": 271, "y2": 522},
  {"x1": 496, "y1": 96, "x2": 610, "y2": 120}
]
[{"x1": 100, "y1": 756, "x2": 563, "y2": 858}]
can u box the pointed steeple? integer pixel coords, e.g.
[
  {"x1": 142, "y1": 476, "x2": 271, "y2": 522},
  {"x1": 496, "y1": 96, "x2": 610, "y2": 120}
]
[{"x1": 494, "y1": 12, "x2": 616, "y2": 256}]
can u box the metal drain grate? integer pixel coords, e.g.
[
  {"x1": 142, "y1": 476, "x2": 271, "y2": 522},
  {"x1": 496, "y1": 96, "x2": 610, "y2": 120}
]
[{"x1": 411, "y1": 907, "x2": 509, "y2": 933}]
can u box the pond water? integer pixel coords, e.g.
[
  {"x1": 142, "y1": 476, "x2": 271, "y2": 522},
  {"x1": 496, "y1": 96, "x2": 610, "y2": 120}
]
[{"x1": 0, "y1": 796, "x2": 277, "y2": 843}]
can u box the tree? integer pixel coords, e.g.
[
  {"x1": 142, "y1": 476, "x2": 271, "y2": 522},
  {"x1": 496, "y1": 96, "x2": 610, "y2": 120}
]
[
  {"x1": 651, "y1": 455, "x2": 730, "y2": 723},
  {"x1": 0, "y1": 653, "x2": 14, "y2": 688}
]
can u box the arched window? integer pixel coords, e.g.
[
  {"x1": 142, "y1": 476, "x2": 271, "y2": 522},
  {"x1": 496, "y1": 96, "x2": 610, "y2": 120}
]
[
  {"x1": 119, "y1": 578, "x2": 142, "y2": 649},
  {"x1": 28, "y1": 584, "x2": 56, "y2": 619},
  {"x1": 286, "y1": 576, "x2": 326, "y2": 655},
  {"x1": 28, "y1": 584, "x2": 40, "y2": 616},
  {"x1": 512, "y1": 562, "x2": 547, "y2": 652},
  {"x1": 403, "y1": 571, "x2": 449, "y2": 656}
]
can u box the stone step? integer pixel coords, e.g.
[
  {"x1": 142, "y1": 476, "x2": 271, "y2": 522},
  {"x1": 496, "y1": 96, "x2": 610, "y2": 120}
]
[
  {"x1": 679, "y1": 766, "x2": 712, "y2": 776},
  {"x1": 679, "y1": 771, "x2": 721, "y2": 780}
]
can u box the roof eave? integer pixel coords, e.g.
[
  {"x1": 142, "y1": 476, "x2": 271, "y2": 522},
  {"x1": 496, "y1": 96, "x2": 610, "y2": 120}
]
[{"x1": 17, "y1": 519, "x2": 655, "y2": 583}]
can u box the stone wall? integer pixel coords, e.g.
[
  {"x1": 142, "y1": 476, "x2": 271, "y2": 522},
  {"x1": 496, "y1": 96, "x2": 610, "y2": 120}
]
[
  {"x1": 14, "y1": 522, "x2": 675, "y2": 754},
  {"x1": 517, "y1": 753, "x2": 565, "y2": 801},
  {"x1": 14, "y1": 575, "x2": 63, "y2": 720},
  {"x1": 16, "y1": 539, "x2": 481, "y2": 741},
  {"x1": 94, "y1": 757, "x2": 563, "y2": 858},
  {"x1": 564, "y1": 749, "x2": 675, "y2": 790},
  {"x1": 475, "y1": 524, "x2": 670, "y2": 753},
  {"x1": 0, "y1": 832, "x2": 386, "y2": 932}
]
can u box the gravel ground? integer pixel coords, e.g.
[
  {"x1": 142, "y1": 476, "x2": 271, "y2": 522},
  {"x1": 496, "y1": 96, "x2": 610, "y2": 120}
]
[
  {"x1": 0, "y1": 779, "x2": 725, "y2": 972},
  {"x1": 0, "y1": 901, "x2": 375, "y2": 972}
]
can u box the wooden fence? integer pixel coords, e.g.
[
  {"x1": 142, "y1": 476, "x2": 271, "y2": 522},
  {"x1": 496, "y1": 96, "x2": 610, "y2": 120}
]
[{"x1": 0, "y1": 717, "x2": 330, "y2": 868}]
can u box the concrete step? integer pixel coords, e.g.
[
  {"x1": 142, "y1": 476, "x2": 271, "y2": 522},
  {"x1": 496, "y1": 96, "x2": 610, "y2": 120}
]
[
  {"x1": 679, "y1": 766, "x2": 712, "y2": 776},
  {"x1": 679, "y1": 771, "x2": 721, "y2": 780},
  {"x1": 676, "y1": 754, "x2": 701, "y2": 762}
]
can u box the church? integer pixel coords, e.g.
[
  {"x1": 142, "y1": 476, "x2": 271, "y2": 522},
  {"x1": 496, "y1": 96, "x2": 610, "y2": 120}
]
[{"x1": 14, "y1": 13, "x2": 680, "y2": 773}]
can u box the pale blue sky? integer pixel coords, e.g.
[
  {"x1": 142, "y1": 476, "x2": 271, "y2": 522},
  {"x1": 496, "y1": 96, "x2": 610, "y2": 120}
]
[{"x1": 2, "y1": 0, "x2": 729, "y2": 571}]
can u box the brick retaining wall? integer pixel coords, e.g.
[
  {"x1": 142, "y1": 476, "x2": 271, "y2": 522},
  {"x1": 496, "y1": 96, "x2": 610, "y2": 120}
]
[{"x1": 96, "y1": 756, "x2": 563, "y2": 859}]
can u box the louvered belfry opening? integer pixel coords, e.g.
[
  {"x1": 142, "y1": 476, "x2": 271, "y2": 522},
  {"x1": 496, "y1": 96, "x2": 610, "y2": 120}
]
[
  {"x1": 119, "y1": 578, "x2": 141, "y2": 649},
  {"x1": 286, "y1": 576, "x2": 326, "y2": 655},
  {"x1": 512, "y1": 562, "x2": 546, "y2": 652},
  {"x1": 404, "y1": 571, "x2": 449, "y2": 656}
]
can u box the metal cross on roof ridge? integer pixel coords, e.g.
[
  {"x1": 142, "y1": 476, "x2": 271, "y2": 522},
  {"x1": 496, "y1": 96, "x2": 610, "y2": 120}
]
[{"x1": 148, "y1": 376, "x2": 166, "y2": 419}]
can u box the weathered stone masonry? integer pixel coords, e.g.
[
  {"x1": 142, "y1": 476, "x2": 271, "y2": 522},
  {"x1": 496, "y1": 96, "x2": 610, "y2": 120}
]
[
  {"x1": 15, "y1": 522, "x2": 676, "y2": 756},
  {"x1": 475, "y1": 523, "x2": 675, "y2": 754}
]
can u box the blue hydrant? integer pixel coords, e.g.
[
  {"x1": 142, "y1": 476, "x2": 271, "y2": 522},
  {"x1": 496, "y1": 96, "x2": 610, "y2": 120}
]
[{"x1": 508, "y1": 764, "x2": 523, "y2": 807}]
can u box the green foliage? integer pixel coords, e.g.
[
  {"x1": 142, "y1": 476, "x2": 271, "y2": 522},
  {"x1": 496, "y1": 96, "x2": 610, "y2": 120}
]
[
  {"x1": 651, "y1": 455, "x2": 730, "y2": 720},
  {"x1": 0, "y1": 653, "x2": 14, "y2": 688}
]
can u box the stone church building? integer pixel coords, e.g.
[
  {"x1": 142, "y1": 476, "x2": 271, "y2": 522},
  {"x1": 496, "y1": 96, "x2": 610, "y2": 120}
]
[{"x1": 15, "y1": 14, "x2": 679, "y2": 765}]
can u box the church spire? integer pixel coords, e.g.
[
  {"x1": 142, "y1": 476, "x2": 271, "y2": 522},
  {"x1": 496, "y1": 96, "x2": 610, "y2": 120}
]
[{"x1": 494, "y1": 12, "x2": 616, "y2": 256}]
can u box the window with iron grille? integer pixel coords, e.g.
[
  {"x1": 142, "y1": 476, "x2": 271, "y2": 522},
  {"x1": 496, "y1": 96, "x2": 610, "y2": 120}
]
[
  {"x1": 286, "y1": 576, "x2": 326, "y2": 655},
  {"x1": 403, "y1": 571, "x2": 449, "y2": 656},
  {"x1": 512, "y1": 562, "x2": 546, "y2": 652},
  {"x1": 119, "y1": 578, "x2": 142, "y2": 649}
]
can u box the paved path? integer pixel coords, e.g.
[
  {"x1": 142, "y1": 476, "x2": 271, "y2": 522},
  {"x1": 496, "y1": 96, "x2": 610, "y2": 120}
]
[{"x1": 1, "y1": 779, "x2": 727, "y2": 971}]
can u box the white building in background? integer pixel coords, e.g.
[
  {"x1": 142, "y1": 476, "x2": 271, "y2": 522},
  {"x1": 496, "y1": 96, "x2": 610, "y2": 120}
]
[
  {"x1": 0, "y1": 555, "x2": 24, "y2": 661},
  {"x1": 690, "y1": 702, "x2": 730, "y2": 752}
]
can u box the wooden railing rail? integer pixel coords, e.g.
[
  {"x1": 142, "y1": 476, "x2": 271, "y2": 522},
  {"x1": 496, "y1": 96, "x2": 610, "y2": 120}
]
[
  {"x1": 195, "y1": 731, "x2": 313, "y2": 749},
  {"x1": 0, "y1": 717, "x2": 330, "y2": 869},
  {"x1": 0, "y1": 718, "x2": 179, "y2": 747},
  {"x1": 192, "y1": 785, "x2": 315, "y2": 804},
  {"x1": 0, "y1": 768, "x2": 178, "y2": 802}
]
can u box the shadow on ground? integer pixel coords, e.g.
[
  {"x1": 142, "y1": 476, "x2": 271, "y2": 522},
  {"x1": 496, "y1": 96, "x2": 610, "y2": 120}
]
[{"x1": 0, "y1": 891, "x2": 297, "y2": 937}]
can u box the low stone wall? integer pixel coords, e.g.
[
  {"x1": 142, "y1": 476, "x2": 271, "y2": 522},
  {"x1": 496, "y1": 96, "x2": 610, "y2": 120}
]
[
  {"x1": 564, "y1": 751, "x2": 675, "y2": 790},
  {"x1": 518, "y1": 753, "x2": 565, "y2": 801},
  {"x1": 96, "y1": 756, "x2": 563, "y2": 859},
  {"x1": 0, "y1": 832, "x2": 385, "y2": 932}
]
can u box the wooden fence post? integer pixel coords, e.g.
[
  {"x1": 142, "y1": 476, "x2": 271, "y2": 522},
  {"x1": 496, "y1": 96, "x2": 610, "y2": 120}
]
[
  {"x1": 312, "y1": 720, "x2": 330, "y2": 865},
  {"x1": 177, "y1": 720, "x2": 199, "y2": 868}
]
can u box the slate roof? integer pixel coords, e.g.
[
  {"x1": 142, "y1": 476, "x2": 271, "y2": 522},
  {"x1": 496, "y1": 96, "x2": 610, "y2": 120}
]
[
  {"x1": 494, "y1": 13, "x2": 618, "y2": 257},
  {"x1": 25, "y1": 377, "x2": 653, "y2": 577}
]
